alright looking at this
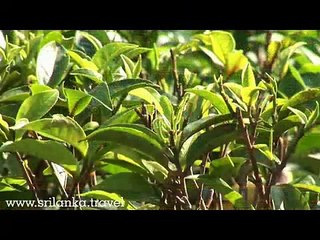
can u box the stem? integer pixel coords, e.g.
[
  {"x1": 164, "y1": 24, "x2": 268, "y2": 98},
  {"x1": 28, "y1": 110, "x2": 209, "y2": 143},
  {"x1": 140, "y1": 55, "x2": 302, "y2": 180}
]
[
  {"x1": 198, "y1": 153, "x2": 209, "y2": 210},
  {"x1": 170, "y1": 49, "x2": 182, "y2": 101},
  {"x1": 218, "y1": 80, "x2": 235, "y2": 116},
  {"x1": 237, "y1": 108, "x2": 267, "y2": 209},
  {"x1": 16, "y1": 152, "x2": 40, "y2": 201},
  {"x1": 265, "y1": 127, "x2": 305, "y2": 204}
]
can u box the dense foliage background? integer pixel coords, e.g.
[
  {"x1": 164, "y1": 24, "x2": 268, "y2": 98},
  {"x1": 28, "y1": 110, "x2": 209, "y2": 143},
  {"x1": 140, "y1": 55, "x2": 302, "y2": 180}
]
[{"x1": 1, "y1": 30, "x2": 320, "y2": 210}]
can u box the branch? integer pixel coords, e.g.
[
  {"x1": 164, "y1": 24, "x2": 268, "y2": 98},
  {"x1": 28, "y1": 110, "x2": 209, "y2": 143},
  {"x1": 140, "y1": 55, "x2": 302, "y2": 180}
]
[
  {"x1": 237, "y1": 108, "x2": 267, "y2": 209},
  {"x1": 170, "y1": 49, "x2": 183, "y2": 101},
  {"x1": 265, "y1": 126, "x2": 305, "y2": 203},
  {"x1": 16, "y1": 152, "x2": 40, "y2": 201}
]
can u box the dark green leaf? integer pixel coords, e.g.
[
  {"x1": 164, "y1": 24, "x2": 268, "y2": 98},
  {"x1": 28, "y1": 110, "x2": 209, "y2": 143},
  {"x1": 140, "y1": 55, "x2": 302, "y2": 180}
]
[
  {"x1": 94, "y1": 172, "x2": 158, "y2": 202},
  {"x1": 180, "y1": 114, "x2": 233, "y2": 148},
  {"x1": 87, "y1": 124, "x2": 172, "y2": 166},
  {"x1": 108, "y1": 79, "x2": 159, "y2": 98},
  {"x1": 19, "y1": 114, "x2": 88, "y2": 156},
  {"x1": 197, "y1": 176, "x2": 253, "y2": 209},
  {"x1": 185, "y1": 124, "x2": 240, "y2": 168},
  {"x1": 271, "y1": 184, "x2": 310, "y2": 210},
  {"x1": 0, "y1": 139, "x2": 78, "y2": 174}
]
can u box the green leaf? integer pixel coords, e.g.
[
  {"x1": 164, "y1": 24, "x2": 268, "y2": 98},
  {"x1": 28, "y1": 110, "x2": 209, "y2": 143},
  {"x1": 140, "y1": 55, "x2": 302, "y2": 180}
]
[
  {"x1": 186, "y1": 89, "x2": 229, "y2": 114},
  {"x1": 19, "y1": 114, "x2": 88, "y2": 157},
  {"x1": 300, "y1": 63, "x2": 320, "y2": 74},
  {"x1": 197, "y1": 176, "x2": 253, "y2": 209},
  {"x1": 94, "y1": 172, "x2": 158, "y2": 202},
  {"x1": 241, "y1": 87, "x2": 262, "y2": 106},
  {"x1": 197, "y1": 31, "x2": 236, "y2": 64},
  {"x1": 64, "y1": 88, "x2": 92, "y2": 117},
  {"x1": 274, "y1": 115, "x2": 302, "y2": 139},
  {"x1": 0, "y1": 86, "x2": 29, "y2": 103},
  {"x1": 30, "y1": 84, "x2": 52, "y2": 95},
  {"x1": 210, "y1": 156, "x2": 246, "y2": 179},
  {"x1": 305, "y1": 102, "x2": 319, "y2": 129},
  {"x1": 86, "y1": 124, "x2": 172, "y2": 166},
  {"x1": 185, "y1": 124, "x2": 240, "y2": 168},
  {"x1": 108, "y1": 79, "x2": 159, "y2": 98},
  {"x1": 180, "y1": 114, "x2": 233, "y2": 148},
  {"x1": 121, "y1": 54, "x2": 134, "y2": 78},
  {"x1": 294, "y1": 183, "x2": 320, "y2": 193},
  {"x1": 210, "y1": 31, "x2": 235, "y2": 62},
  {"x1": 287, "y1": 107, "x2": 308, "y2": 124},
  {"x1": 99, "y1": 152, "x2": 149, "y2": 176},
  {"x1": 36, "y1": 41, "x2": 69, "y2": 87},
  {"x1": 289, "y1": 64, "x2": 307, "y2": 90},
  {"x1": 132, "y1": 55, "x2": 142, "y2": 78},
  {"x1": 280, "y1": 88, "x2": 320, "y2": 113},
  {"x1": 80, "y1": 190, "x2": 135, "y2": 210},
  {"x1": 0, "y1": 140, "x2": 78, "y2": 174},
  {"x1": 83, "y1": 121, "x2": 99, "y2": 132},
  {"x1": 70, "y1": 68, "x2": 103, "y2": 84},
  {"x1": 129, "y1": 87, "x2": 163, "y2": 115},
  {"x1": 89, "y1": 82, "x2": 113, "y2": 112},
  {"x1": 141, "y1": 160, "x2": 168, "y2": 183},
  {"x1": 273, "y1": 42, "x2": 306, "y2": 79},
  {"x1": 92, "y1": 43, "x2": 149, "y2": 74},
  {"x1": 67, "y1": 50, "x2": 98, "y2": 71},
  {"x1": 271, "y1": 184, "x2": 310, "y2": 210},
  {"x1": 159, "y1": 95, "x2": 174, "y2": 126},
  {"x1": 267, "y1": 41, "x2": 281, "y2": 67},
  {"x1": 16, "y1": 90, "x2": 59, "y2": 121},
  {"x1": 254, "y1": 144, "x2": 278, "y2": 162},
  {"x1": 226, "y1": 51, "x2": 248, "y2": 77},
  {"x1": 241, "y1": 63, "x2": 256, "y2": 87}
]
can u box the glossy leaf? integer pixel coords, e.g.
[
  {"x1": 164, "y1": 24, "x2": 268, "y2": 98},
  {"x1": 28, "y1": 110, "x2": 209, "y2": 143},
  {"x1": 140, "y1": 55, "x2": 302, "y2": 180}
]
[
  {"x1": 273, "y1": 42, "x2": 306, "y2": 79},
  {"x1": 36, "y1": 41, "x2": 69, "y2": 87},
  {"x1": 287, "y1": 107, "x2": 308, "y2": 124},
  {"x1": 185, "y1": 124, "x2": 240, "y2": 168},
  {"x1": 267, "y1": 41, "x2": 281, "y2": 67},
  {"x1": 197, "y1": 176, "x2": 253, "y2": 209},
  {"x1": 186, "y1": 88, "x2": 229, "y2": 114},
  {"x1": 16, "y1": 90, "x2": 59, "y2": 121},
  {"x1": 19, "y1": 114, "x2": 88, "y2": 156},
  {"x1": 225, "y1": 51, "x2": 248, "y2": 77},
  {"x1": 0, "y1": 86, "x2": 29, "y2": 103},
  {"x1": 0, "y1": 140, "x2": 78, "y2": 174},
  {"x1": 179, "y1": 114, "x2": 233, "y2": 148},
  {"x1": 280, "y1": 88, "x2": 320, "y2": 112},
  {"x1": 70, "y1": 68, "x2": 103, "y2": 84},
  {"x1": 129, "y1": 87, "x2": 163, "y2": 114},
  {"x1": 242, "y1": 63, "x2": 256, "y2": 87},
  {"x1": 64, "y1": 88, "x2": 92, "y2": 117},
  {"x1": 108, "y1": 79, "x2": 159, "y2": 98},
  {"x1": 94, "y1": 172, "x2": 158, "y2": 202},
  {"x1": 273, "y1": 115, "x2": 302, "y2": 139},
  {"x1": 86, "y1": 124, "x2": 172, "y2": 165},
  {"x1": 271, "y1": 184, "x2": 310, "y2": 210},
  {"x1": 210, "y1": 156, "x2": 246, "y2": 179},
  {"x1": 67, "y1": 50, "x2": 98, "y2": 71},
  {"x1": 305, "y1": 102, "x2": 319, "y2": 129},
  {"x1": 294, "y1": 183, "x2": 320, "y2": 193}
]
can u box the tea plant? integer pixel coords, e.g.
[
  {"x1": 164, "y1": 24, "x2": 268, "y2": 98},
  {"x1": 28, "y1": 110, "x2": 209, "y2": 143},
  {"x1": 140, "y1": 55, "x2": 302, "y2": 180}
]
[{"x1": 0, "y1": 30, "x2": 320, "y2": 210}]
